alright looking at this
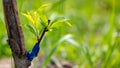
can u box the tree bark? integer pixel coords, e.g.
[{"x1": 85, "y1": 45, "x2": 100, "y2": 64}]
[{"x1": 3, "y1": 0, "x2": 31, "y2": 68}]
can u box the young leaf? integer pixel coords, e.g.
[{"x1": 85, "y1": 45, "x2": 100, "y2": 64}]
[
  {"x1": 49, "y1": 18, "x2": 72, "y2": 29},
  {"x1": 50, "y1": 17, "x2": 64, "y2": 26},
  {"x1": 22, "y1": 13, "x2": 35, "y2": 25},
  {"x1": 38, "y1": 3, "x2": 50, "y2": 13},
  {"x1": 28, "y1": 10, "x2": 40, "y2": 30},
  {"x1": 66, "y1": 21, "x2": 72, "y2": 27},
  {"x1": 40, "y1": 18, "x2": 46, "y2": 27},
  {"x1": 26, "y1": 24, "x2": 36, "y2": 36},
  {"x1": 40, "y1": 15, "x2": 48, "y2": 26},
  {"x1": 22, "y1": 10, "x2": 42, "y2": 37}
]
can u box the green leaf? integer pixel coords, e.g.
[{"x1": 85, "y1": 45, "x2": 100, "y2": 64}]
[
  {"x1": 40, "y1": 18, "x2": 46, "y2": 27},
  {"x1": 22, "y1": 10, "x2": 42, "y2": 37},
  {"x1": 26, "y1": 24, "x2": 36, "y2": 36},
  {"x1": 40, "y1": 15, "x2": 48, "y2": 26},
  {"x1": 50, "y1": 17, "x2": 72, "y2": 29},
  {"x1": 22, "y1": 13, "x2": 35, "y2": 25},
  {"x1": 38, "y1": 3, "x2": 50, "y2": 13},
  {"x1": 50, "y1": 17, "x2": 64, "y2": 26},
  {"x1": 49, "y1": 27, "x2": 58, "y2": 31},
  {"x1": 66, "y1": 21, "x2": 72, "y2": 27},
  {"x1": 29, "y1": 10, "x2": 40, "y2": 30}
]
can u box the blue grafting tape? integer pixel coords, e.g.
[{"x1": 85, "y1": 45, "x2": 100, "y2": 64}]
[{"x1": 27, "y1": 42, "x2": 40, "y2": 61}]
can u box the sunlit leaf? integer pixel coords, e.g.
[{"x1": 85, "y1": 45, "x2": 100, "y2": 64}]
[
  {"x1": 28, "y1": 10, "x2": 40, "y2": 29},
  {"x1": 58, "y1": 19, "x2": 72, "y2": 27},
  {"x1": 50, "y1": 18, "x2": 72, "y2": 29},
  {"x1": 40, "y1": 15, "x2": 48, "y2": 26},
  {"x1": 22, "y1": 13, "x2": 35, "y2": 25},
  {"x1": 66, "y1": 21, "x2": 72, "y2": 27},
  {"x1": 40, "y1": 3, "x2": 50, "y2": 8},
  {"x1": 50, "y1": 17, "x2": 64, "y2": 26},
  {"x1": 38, "y1": 3, "x2": 50, "y2": 12},
  {"x1": 22, "y1": 10, "x2": 41, "y2": 35}
]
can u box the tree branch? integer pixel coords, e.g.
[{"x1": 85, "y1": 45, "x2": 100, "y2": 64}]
[{"x1": 3, "y1": 0, "x2": 30, "y2": 67}]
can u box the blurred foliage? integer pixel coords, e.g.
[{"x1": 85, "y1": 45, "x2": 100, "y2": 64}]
[{"x1": 0, "y1": 0, "x2": 120, "y2": 68}]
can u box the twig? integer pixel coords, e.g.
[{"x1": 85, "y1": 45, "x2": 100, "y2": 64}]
[{"x1": 38, "y1": 20, "x2": 50, "y2": 44}]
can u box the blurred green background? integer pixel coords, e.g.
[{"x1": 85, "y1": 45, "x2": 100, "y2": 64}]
[{"x1": 0, "y1": 0, "x2": 120, "y2": 68}]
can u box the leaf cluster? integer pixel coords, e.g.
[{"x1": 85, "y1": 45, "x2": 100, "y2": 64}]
[{"x1": 22, "y1": 3, "x2": 71, "y2": 40}]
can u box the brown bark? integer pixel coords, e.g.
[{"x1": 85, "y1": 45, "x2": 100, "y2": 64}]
[{"x1": 3, "y1": 0, "x2": 31, "y2": 68}]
